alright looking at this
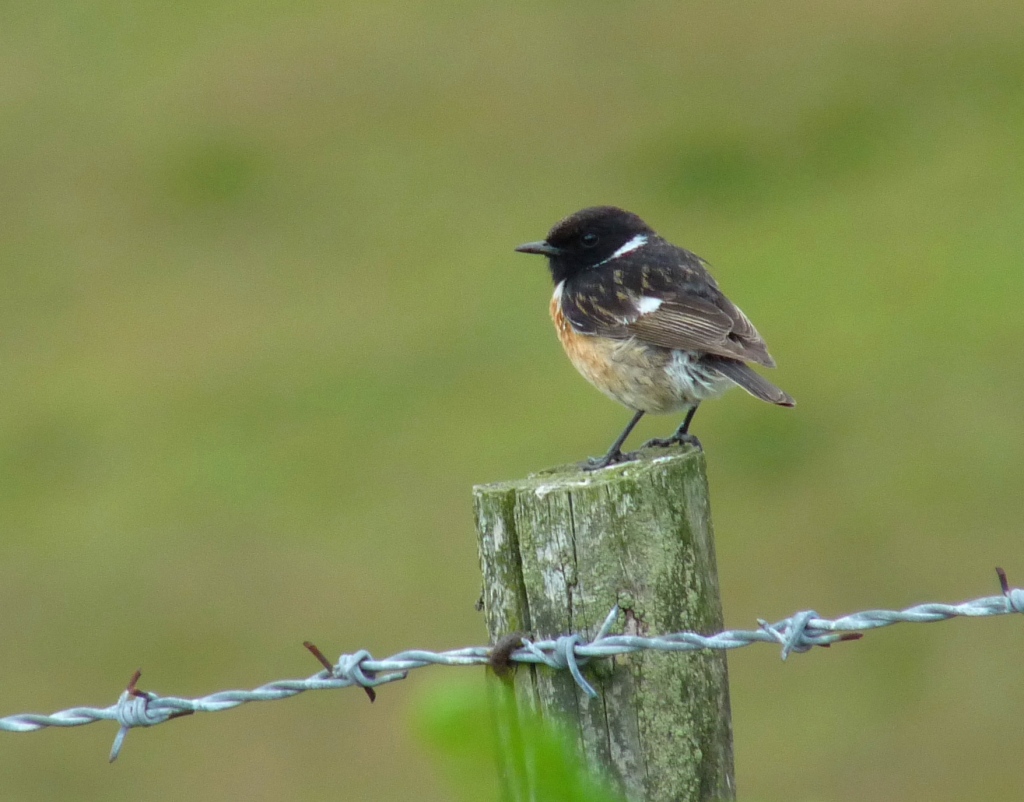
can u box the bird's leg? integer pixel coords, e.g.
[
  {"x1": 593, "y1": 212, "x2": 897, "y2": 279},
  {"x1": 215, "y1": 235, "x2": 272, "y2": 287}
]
[
  {"x1": 585, "y1": 410, "x2": 645, "y2": 470},
  {"x1": 642, "y1": 404, "x2": 702, "y2": 451}
]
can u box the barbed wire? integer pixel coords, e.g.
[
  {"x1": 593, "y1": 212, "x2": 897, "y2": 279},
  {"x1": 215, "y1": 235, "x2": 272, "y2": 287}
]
[{"x1": 2, "y1": 568, "x2": 1021, "y2": 762}]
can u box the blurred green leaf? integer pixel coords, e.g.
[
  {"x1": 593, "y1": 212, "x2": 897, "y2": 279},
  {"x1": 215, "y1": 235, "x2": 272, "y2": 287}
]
[{"x1": 416, "y1": 678, "x2": 624, "y2": 802}]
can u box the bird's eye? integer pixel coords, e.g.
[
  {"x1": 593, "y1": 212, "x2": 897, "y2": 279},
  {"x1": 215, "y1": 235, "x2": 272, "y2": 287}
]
[{"x1": 581, "y1": 232, "x2": 599, "y2": 248}]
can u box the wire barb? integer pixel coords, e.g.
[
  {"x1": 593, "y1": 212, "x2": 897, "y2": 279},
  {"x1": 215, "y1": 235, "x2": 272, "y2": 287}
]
[
  {"x1": 109, "y1": 670, "x2": 193, "y2": 763},
  {"x1": 2, "y1": 569, "x2": 1020, "y2": 760},
  {"x1": 304, "y1": 642, "x2": 377, "y2": 702}
]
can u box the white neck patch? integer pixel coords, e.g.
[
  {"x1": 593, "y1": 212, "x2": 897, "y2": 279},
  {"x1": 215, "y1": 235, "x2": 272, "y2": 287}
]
[
  {"x1": 594, "y1": 234, "x2": 649, "y2": 268},
  {"x1": 610, "y1": 233, "x2": 648, "y2": 260}
]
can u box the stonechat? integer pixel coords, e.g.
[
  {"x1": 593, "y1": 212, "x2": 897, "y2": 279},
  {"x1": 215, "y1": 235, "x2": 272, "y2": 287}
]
[{"x1": 516, "y1": 206, "x2": 794, "y2": 469}]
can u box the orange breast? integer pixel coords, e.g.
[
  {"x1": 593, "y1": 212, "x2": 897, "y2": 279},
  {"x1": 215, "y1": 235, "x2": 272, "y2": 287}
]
[
  {"x1": 550, "y1": 292, "x2": 609, "y2": 385},
  {"x1": 550, "y1": 288, "x2": 686, "y2": 414}
]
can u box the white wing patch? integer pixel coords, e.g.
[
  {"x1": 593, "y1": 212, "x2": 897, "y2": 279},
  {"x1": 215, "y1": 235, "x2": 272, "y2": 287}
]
[{"x1": 636, "y1": 295, "x2": 663, "y2": 315}]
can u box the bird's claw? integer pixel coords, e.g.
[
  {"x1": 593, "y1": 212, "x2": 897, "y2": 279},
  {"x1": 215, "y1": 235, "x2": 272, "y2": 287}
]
[
  {"x1": 641, "y1": 433, "x2": 703, "y2": 452},
  {"x1": 583, "y1": 450, "x2": 633, "y2": 471}
]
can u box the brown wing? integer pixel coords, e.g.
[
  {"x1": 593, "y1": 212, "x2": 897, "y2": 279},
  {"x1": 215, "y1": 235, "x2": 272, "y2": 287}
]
[
  {"x1": 560, "y1": 241, "x2": 779, "y2": 367},
  {"x1": 562, "y1": 271, "x2": 777, "y2": 368},
  {"x1": 625, "y1": 293, "x2": 776, "y2": 367}
]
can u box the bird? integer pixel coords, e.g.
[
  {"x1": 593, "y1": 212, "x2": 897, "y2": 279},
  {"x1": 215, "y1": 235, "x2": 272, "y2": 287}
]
[{"x1": 515, "y1": 206, "x2": 794, "y2": 470}]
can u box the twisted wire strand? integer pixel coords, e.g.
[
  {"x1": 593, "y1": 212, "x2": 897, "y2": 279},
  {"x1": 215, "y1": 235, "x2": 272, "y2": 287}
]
[{"x1": 2, "y1": 570, "x2": 1020, "y2": 761}]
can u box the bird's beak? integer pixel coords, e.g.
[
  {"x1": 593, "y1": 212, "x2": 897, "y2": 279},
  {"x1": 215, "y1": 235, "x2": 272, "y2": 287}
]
[{"x1": 515, "y1": 240, "x2": 562, "y2": 257}]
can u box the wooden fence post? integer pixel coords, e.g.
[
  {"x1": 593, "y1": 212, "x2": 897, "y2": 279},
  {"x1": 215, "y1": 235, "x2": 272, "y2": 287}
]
[{"x1": 473, "y1": 445, "x2": 735, "y2": 801}]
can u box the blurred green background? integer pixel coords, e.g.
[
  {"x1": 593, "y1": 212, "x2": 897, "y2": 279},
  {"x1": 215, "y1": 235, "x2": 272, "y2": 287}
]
[{"x1": 2, "y1": 1, "x2": 1023, "y2": 799}]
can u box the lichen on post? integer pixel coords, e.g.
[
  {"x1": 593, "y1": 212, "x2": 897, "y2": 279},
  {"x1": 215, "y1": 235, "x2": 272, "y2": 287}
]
[{"x1": 474, "y1": 445, "x2": 735, "y2": 802}]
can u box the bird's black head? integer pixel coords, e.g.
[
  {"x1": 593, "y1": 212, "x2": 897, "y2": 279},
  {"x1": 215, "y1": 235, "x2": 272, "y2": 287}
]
[{"x1": 515, "y1": 206, "x2": 655, "y2": 285}]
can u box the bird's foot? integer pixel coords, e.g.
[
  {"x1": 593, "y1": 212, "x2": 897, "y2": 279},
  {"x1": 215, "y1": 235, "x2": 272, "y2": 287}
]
[
  {"x1": 641, "y1": 433, "x2": 703, "y2": 452},
  {"x1": 583, "y1": 449, "x2": 635, "y2": 471}
]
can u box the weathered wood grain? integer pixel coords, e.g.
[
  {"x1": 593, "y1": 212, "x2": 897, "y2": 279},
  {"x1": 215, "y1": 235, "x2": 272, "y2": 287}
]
[{"x1": 474, "y1": 445, "x2": 735, "y2": 801}]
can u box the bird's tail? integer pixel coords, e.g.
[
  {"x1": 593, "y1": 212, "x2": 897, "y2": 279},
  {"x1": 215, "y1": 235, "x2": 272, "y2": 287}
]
[{"x1": 705, "y1": 357, "x2": 795, "y2": 407}]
